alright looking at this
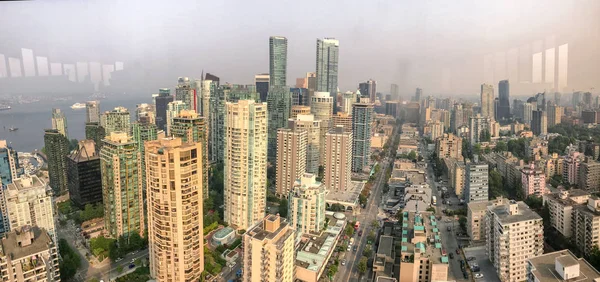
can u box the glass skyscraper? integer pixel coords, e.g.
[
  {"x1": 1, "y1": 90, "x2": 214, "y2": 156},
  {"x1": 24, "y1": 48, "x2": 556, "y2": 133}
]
[
  {"x1": 498, "y1": 80, "x2": 510, "y2": 120},
  {"x1": 269, "y1": 36, "x2": 287, "y2": 87},
  {"x1": 352, "y1": 102, "x2": 374, "y2": 172},
  {"x1": 316, "y1": 38, "x2": 339, "y2": 112}
]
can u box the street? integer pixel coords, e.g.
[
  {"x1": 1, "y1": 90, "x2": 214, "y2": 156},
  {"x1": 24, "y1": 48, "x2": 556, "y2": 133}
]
[{"x1": 338, "y1": 156, "x2": 390, "y2": 282}]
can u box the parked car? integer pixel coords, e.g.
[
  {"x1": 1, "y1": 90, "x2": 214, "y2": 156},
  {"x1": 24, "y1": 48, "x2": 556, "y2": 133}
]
[
  {"x1": 353, "y1": 245, "x2": 358, "y2": 252},
  {"x1": 441, "y1": 249, "x2": 447, "y2": 256},
  {"x1": 456, "y1": 249, "x2": 460, "y2": 254},
  {"x1": 467, "y1": 257, "x2": 476, "y2": 261},
  {"x1": 475, "y1": 273, "x2": 484, "y2": 279},
  {"x1": 358, "y1": 230, "x2": 363, "y2": 236},
  {"x1": 129, "y1": 264, "x2": 135, "y2": 269},
  {"x1": 463, "y1": 272, "x2": 469, "y2": 279},
  {"x1": 447, "y1": 226, "x2": 451, "y2": 231},
  {"x1": 449, "y1": 253, "x2": 454, "y2": 259}
]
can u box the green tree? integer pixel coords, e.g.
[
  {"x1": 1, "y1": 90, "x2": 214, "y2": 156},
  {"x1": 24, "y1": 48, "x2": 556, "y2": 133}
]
[
  {"x1": 488, "y1": 169, "x2": 505, "y2": 199},
  {"x1": 357, "y1": 256, "x2": 368, "y2": 274},
  {"x1": 494, "y1": 141, "x2": 508, "y2": 152},
  {"x1": 367, "y1": 231, "x2": 376, "y2": 243},
  {"x1": 473, "y1": 143, "x2": 482, "y2": 156},
  {"x1": 407, "y1": 150, "x2": 417, "y2": 161},
  {"x1": 345, "y1": 224, "x2": 355, "y2": 237},
  {"x1": 69, "y1": 138, "x2": 79, "y2": 151},
  {"x1": 363, "y1": 245, "x2": 373, "y2": 257},
  {"x1": 278, "y1": 198, "x2": 288, "y2": 217},
  {"x1": 359, "y1": 194, "x2": 367, "y2": 205},
  {"x1": 327, "y1": 264, "x2": 338, "y2": 280},
  {"x1": 458, "y1": 216, "x2": 467, "y2": 231},
  {"x1": 525, "y1": 195, "x2": 543, "y2": 210},
  {"x1": 480, "y1": 129, "x2": 491, "y2": 142},
  {"x1": 58, "y1": 239, "x2": 82, "y2": 280}
]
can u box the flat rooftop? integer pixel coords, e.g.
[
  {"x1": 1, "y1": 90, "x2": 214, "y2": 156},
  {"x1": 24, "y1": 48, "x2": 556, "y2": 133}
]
[
  {"x1": 246, "y1": 215, "x2": 292, "y2": 242},
  {"x1": 377, "y1": 236, "x2": 394, "y2": 258},
  {"x1": 6, "y1": 175, "x2": 46, "y2": 193},
  {"x1": 326, "y1": 181, "x2": 364, "y2": 205},
  {"x1": 295, "y1": 214, "x2": 345, "y2": 272},
  {"x1": 489, "y1": 201, "x2": 542, "y2": 224},
  {"x1": 528, "y1": 250, "x2": 600, "y2": 281},
  {"x1": 545, "y1": 189, "x2": 591, "y2": 207},
  {"x1": 1, "y1": 227, "x2": 53, "y2": 260},
  {"x1": 400, "y1": 211, "x2": 447, "y2": 265}
]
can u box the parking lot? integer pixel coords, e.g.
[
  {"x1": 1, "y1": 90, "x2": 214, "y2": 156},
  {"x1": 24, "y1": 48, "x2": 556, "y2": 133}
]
[{"x1": 463, "y1": 246, "x2": 501, "y2": 282}]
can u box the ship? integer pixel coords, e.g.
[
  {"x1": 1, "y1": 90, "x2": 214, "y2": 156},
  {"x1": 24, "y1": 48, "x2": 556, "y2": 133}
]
[
  {"x1": 71, "y1": 103, "x2": 86, "y2": 109},
  {"x1": 0, "y1": 105, "x2": 11, "y2": 111},
  {"x1": 8, "y1": 127, "x2": 18, "y2": 131}
]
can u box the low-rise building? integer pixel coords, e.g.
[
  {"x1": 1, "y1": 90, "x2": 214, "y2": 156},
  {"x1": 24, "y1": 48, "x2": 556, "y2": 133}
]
[
  {"x1": 527, "y1": 249, "x2": 600, "y2": 282},
  {"x1": 398, "y1": 211, "x2": 448, "y2": 282},
  {"x1": 521, "y1": 163, "x2": 547, "y2": 197},
  {"x1": 373, "y1": 235, "x2": 396, "y2": 281},
  {"x1": 81, "y1": 217, "x2": 104, "y2": 239},
  {"x1": 544, "y1": 189, "x2": 591, "y2": 238}
]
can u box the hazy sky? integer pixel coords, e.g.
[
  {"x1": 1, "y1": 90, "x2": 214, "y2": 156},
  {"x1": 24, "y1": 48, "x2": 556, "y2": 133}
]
[{"x1": 0, "y1": 0, "x2": 598, "y2": 97}]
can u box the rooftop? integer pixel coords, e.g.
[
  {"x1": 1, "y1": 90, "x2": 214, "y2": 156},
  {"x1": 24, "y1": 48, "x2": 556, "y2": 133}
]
[
  {"x1": 528, "y1": 249, "x2": 600, "y2": 281},
  {"x1": 6, "y1": 174, "x2": 46, "y2": 193},
  {"x1": 246, "y1": 215, "x2": 291, "y2": 242},
  {"x1": 1, "y1": 226, "x2": 53, "y2": 260},
  {"x1": 400, "y1": 211, "x2": 447, "y2": 265},
  {"x1": 377, "y1": 236, "x2": 394, "y2": 258},
  {"x1": 545, "y1": 189, "x2": 591, "y2": 207},
  {"x1": 295, "y1": 213, "x2": 345, "y2": 272},
  {"x1": 325, "y1": 181, "x2": 364, "y2": 205},
  {"x1": 489, "y1": 201, "x2": 542, "y2": 225}
]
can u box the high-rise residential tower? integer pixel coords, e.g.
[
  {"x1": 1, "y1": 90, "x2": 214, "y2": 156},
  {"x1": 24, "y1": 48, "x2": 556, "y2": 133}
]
[
  {"x1": 132, "y1": 119, "x2": 158, "y2": 202},
  {"x1": 547, "y1": 104, "x2": 563, "y2": 127},
  {"x1": 498, "y1": 80, "x2": 510, "y2": 120},
  {"x1": 243, "y1": 215, "x2": 295, "y2": 282},
  {"x1": 166, "y1": 100, "x2": 188, "y2": 136},
  {"x1": 67, "y1": 140, "x2": 102, "y2": 208},
  {"x1": 324, "y1": 125, "x2": 352, "y2": 192},
  {"x1": 51, "y1": 108, "x2": 68, "y2": 137},
  {"x1": 480, "y1": 84, "x2": 495, "y2": 120},
  {"x1": 390, "y1": 84, "x2": 399, "y2": 100},
  {"x1": 224, "y1": 100, "x2": 268, "y2": 230},
  {"x1": 170, "y1": 110, "x2": 209, "y2": 199},
  {"x1": 288, "y1": 173, "x2": 326, "y2": 239},
  {"x1": 269, "y1": 36, "x2": 287, "y2": 87},
  {"x1": 359, "y1": 79, "x2": 377, "y2": 103},
  {"x1": 176, "y1": 77, "x2": 195, "y2": 111},
  {"x1": 254, "y1": 73, "x2": 270, "y2": 102},
  {"x1": 288, "y1": 114, "x2": 321, "y2": 174},
  {"x1": 275, "y1": 128, "x2": 307, "y2": 197},
  {"x1": 86, "y1": 100, "x2": 100, "y2": 123},
  {"x1": 0, "y1": 140, "x2": 23, "y2": 187},
  {"x1": 146, "y1": 138, "x2": 204, "y2": 282},
  {"x1": 43, "y1": 129, "x2": 69, "y2": 194},
  {"x1": 465, "y1": 163, "x2": 489, "y2": 203},
  {"x1": 311, "y1": 92, "x2": 333, "y2": 164},
  {"x1": 316, "y1": 38, "x2": 339, "y2": 113},
  {"x1": 531, "y1": 110, "x2": 547, "y2": 136},
  {"x1": 469, "y1": 114, "x2": 491, "y2": 144},
  {"x1": 85, "y1": 122, "x2": 106, "y2": 151},
  {"x1": 100, "y1": 132, "x2": 144, "y2": 238},
  {"x1": 267, "y1": 86, "x2": 291, "y2": 164},
  {"x1": 351, "y1": 102, "x2": 373, "y2": 172},
  {"x1": 154, "y1": 88, "x2": 174, "y2": 131},
  {"x1": 100, "y1": 106, "x2": 131, "y2": 135},
  {"x1": 5, "y1": 174, "x2": 57, "y2": 243}
]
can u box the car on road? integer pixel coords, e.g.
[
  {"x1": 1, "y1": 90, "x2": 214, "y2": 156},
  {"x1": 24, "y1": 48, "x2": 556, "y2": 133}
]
[
  {"x1": 441, "y1": 249, "x2": 447, "y2": 256},
  {"x1": 449, "y1": 253, "x2": 454, "y2": 259},
  {"x1": 467, "y1": 256, "x2": 476, "y2": 261},
  {"x1": 456, "y1": 248, "x2": 460, "y2": 254},
  {"x1": 129, "y1": 264, "x2": 135, "y2": 269},
  {"x1": 358, "y1": 230, "x2": 363, "y2": 236},
  {"x1": 353, "y1": 245, "x2": 358, "y2": 252},
  {"x1": 474, "y1": 273, "x2": 484, "y2": 279},
  {"x1": 341, "y1": 259, "x2": 346, "y2": 266},
  {"x1": 115, "y1": 257, "x2": 123, "y2": 262}
]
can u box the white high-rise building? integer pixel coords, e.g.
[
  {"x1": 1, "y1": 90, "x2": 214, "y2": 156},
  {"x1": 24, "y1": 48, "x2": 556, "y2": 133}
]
[
  {"x1": 51, "y1": 108, "x2": 68, "y2": 137},
  {"x1": 289, "y1": 114, "x2": 322, "y2": 174},
  {"x1": 311, "y1": 92, "x2": 333, "y2": 165},
  {"x1": 288, "y1": 173, "x2": 326, "y2": 240},
  {"x1": 86, "y1": 100, "x2": 100, "y2": 123},
  {"x1": 224, "y1": 100, "x2": 268, "y2": 230}
]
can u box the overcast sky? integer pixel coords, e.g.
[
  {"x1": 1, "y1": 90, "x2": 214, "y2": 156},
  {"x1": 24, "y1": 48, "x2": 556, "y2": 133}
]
[{"x1": 0, "y1": 0, "x2": 598, "y2": 97}]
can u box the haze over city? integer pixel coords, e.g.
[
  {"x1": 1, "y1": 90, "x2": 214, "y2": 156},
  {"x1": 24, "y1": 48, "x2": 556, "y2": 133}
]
[{"x1": 1, "y1": 0, "x2": 598, "y2": 97}]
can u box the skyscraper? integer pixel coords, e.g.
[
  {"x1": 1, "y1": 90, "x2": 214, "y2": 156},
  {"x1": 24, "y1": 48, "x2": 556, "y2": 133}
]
[
  {"x1": 176, "y1": 77, "x2": 195, "y2": 111},
  {"x1": 390, "y1": 84, "x2": 399, "y2": 101},
  {"x1": 146, "y1": 138, "x2": 204, "y2": 282},
  {"x1": 359, "y1": 79, "x2": 377, "y2": 103},
  {"x1": 51, "y1": 108, "x2": 68, "y2": 137},
  {"x1": 100, "y1": 132, "x2": 144, "y2": 238},
  {"x1": 288, "y1": 114, "x2": 321, "y2": 174},
  {"x1": 414, "y1": 88, "x2": 423, "y2": 102},
  {"x1": 311, "y1": 92, "x2": 333, "y2": 165},
  {"x1": 5, "y1": 175, "x2": 57, "y2": 243},
  {"x1": 85, "y1": 122, "x2": 106, "y2": 151},
  {"x1": 498, "y1": 80, "x2": 510, "y2": 120},
  {"x1": 465, "y1": 163, "x2": 488, "y2": 203},
  {"x1": 100, "y1": 107, "x2": 130, "y2": 135},
  {"x1": 469, "y1": 114, "x2": 491, "y2": 144},
  {"x1": 154, "y1": 88, "x2": 174, "y2": 131},
  {"x1": 531, "y1": 110, "x2": 547, "y2": 136},
  {"x1": 315, "y1": 38, "x2": 339, "y2": 112},
  {"x1": 324, "y1": 126, "x2": 352, "y2": 192},
  {"x1": 135, "y1": 103, "x2": 155, "y2": 124},
  {"x1": 254, "y1": 73, "x2": 270, "y2": 102},
  {"x1": 275, "y1": 128, "x2": 307, "y2": 197},
  {"x1": 0, "y1": 140, "x2": 23, "y2": 186},
  {"x1": 86, "y1": 100, "x2": 100, "y2": 123},
  {"x1": 351, "y1": 102, "x2": 374, "y2": 172},
  {"x1": 132, "y1": 120, "x2": 158, "y2": 202},
  {"x1": 170, "y1": 110, "x2": 209, "y2": 199},
  {"x1": 44, "y1": 129, "x2": 69, "y2": 194},
  {"x1": 67, "y1": 140, "x2": 102, "y2": 208},
  {"x1": 267, "y1": 87, "x2": 291, "y2": 164},
  {"x1": 480, "y1": 84, "x2": 495, "y2": 120},
  {"x1": 166, "y1": 101, "x2": 188, "y2": 136},
  {"x1": 269, "y1": 36, "x2": 287, "y2": 87},
  {"x1": 243, "y1": 215, "x2": 295, "y2": 282},
  {"x1": 224, "y1": 100, "x2": 267, "y2": 229},
  {"x1": 547, "y1": 104, "x2": 563, "y2": 127},
  {"x1": 288, "y1": 173, "x2": 326, "y2": 239}
]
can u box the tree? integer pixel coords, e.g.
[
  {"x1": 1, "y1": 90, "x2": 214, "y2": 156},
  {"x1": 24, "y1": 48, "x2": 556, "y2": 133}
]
[
  {"x1": 357, "y1": 257, "x2": 368, "y2": 274},
  {"x1": 363, "y1": 245, "x2": 373, "y2": 257},
  {"x1": 426, "y1": 207, "x2": 436, "y2": 213},
  {"x1": 458, "y1": 216, "x2": 467, "y2": 231},
  {"x1": 407, "y1": 150, "x2": 417, "y2": 161},
  {"x1": 278, "y1": 198, "x2": 288, "y2": 218},
  {"x1": 359, "y1": 194, "x2": 367, "y2": 205},
  {"x1": 525, "y1": 195, "x2": 543, "y2": 210},
  {"x1": 488, "y1": 170, "x2": 505, "y2": 199},
  {"x1": 367, "y1": 231, "x2": 376, "y2": 243},
  {"x1": 494, "y1": 141, "x2": 507, "y2": 152},
  {"x1": 473, "y1": 143, "x2": 482, "y2": 156},
  {"x1": 479, "y1": 129, "x2": 491, "y2": 142},
  {"x1": 345, "y1": 225, "x2": 355, "y2": 237},
  {"x1": 370, "y1": 220, "x2": 379, "y2": 229},
  {"x1": 59, "y1": 239, "x2": 82, "y2": 280}
]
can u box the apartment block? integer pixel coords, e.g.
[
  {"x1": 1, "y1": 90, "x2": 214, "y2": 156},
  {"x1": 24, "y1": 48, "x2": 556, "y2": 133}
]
[
  {"x1": 521, "y1": 163, "x2": 547, "y2": 197},
  {"x1": 100, "y1": 106, "x2": 130, "y2": 135},
  {"x1": 467, "y1": 198, "x2": 507, "y2": 242},
  {"x1": 145, "y1": 138, "x2": 204, "y2": 282},
  {"x1": 486, "y1": 200, "x2": 544, "y2": 282},
  {"x1": 398, "y1": 211, "x2": 448, "y2": 282},
  {"x1": 288, "y1": 173, "x2": 326, "y2": 238},
  {"x1": 289, "y1": 114, "x2": 322, "y2": 174},
  {"x1": 527, "y1": 249, "x2": 600, "y2": 282},
  {"x1": 544, "y1": 189, "x2": 590, "y2": 238},
  {"x1": 243, "y1": 215, "x2": 295, "y2": 282},
  {"x1": 578, "y1": 158, "x2": 600, "y2": 191},
  {"x1": 67, "y1": 140, "x2": 102, "y2": 208},
  {"x1": 224, "y1": 100, "x2": 268, "y2": 230},
  {"x1": 0, "y1": 226, "x2": 60, "y2": 281},
  {"x1": 572, "y1": 197, "x2": 600, "y2": 257},
  {"x1": 276, "y1": 129, "x2": 307, "y2": 197},
  {"x1": 465, "y1": 163, "x2": 488, "y2": 203},
  {"x1": 435, "y1": 133, "x2": 462, "y2": 161},
  {"x1": 291, "y1": 105, "x2": 311, "y2": 120},
  {"x1": 100, "y1": 132, "x2": 144, "y2": 238},
  {"x1": 5, "y1": 175, "x2": 57, "y2": 244},
  {"x1": 332, "y1": 112, "x2": 353, "y2": 133},
  {"x1": 324, "y1": 126, "x2": 352, "y2": 192}
]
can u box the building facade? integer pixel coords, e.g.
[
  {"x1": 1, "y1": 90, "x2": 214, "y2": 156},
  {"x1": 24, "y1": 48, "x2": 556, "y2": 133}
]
[
  {"x1": 435, "y1": 133, "x2": 463, "y2": 160},
  {"x1": 86, "y1": 100, "x2": 100, "y2": 123},
  {"x1": 100, "y1": 132, "x2": 144, "y2": 238},
  {"x1": 324, "y1": 126, "x2": 352, "y2": 192},
  {"x1": 276, "y1": 128, "x2": 307, "y2": 197},
  {"x1": 67, "y1": 140, "x2": 102, "y2": 208},
  {"x1": 289, "y1": 114, "x2": 321, "y2": 174},
  {"x1": 315, "y1": 38, "x2": 339, "y2": 112},
  {"x1": 497, "y1": 80, "x2": 510, "y2": 120},
  {"x1": 43, "y1": 129, "x2": 69, "y2": 194},
  {"x1": 480, "y1": 84, "x2": 495, "y2": 120},
  {"x1": 521, "y1": 163, "x2": 547, "y2": 197},
  {"x1": 311, "y1": 92, "x2": 334, "y2": 164},
  {"x1": 154, "y1": 88, "x2": 173, "y2": 131},
  {"x1": 465, "y1": 163, "x2": 489, "y2": 203},
  {"x1": 351, "y1": 102, "x2": 374, "y2": 172},
  {"x1": 100, "y1": 106, "x2": 130, "y2": 135},
  {"x1": 269, "y1": 36, "x2": 287, "y2": 87},
  {"x1": 288, "y1": 173, "x2": 326, "y2": 239},
  {"x1": 224, "y1": 100, "x2": 268, "y2": 230},
  {"x1": 145, "y1": 138, "x2": 204, "y2": 282},
  {"x1": 51, "y1": 108, "x2": 68, "y2": 138}
]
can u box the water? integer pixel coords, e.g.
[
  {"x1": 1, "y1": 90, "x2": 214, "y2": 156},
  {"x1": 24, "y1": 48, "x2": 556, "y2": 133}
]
[{"x1": 0, "y1": 96, "x2": 151, "y2": 152}]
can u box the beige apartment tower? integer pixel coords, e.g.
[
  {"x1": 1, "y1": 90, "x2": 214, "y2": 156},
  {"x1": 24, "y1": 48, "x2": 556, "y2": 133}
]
[
  {"x1": 480, "y1": 84, "x2": 495, "y2": 120},
  {"x1": 324, "y1": 125, "x2": 352, "y2": 192},
  {"x1": 311, "y1": 92, "x2": 333, "y2": 165},
  {"x1": 243, "y1": 215, "x2": 295, "y2": 282},
  {"x1": 288, "y1": 173, "x2": 327, "y2": 238},
  {"x1": 145, "y1": 138, "x2": 204, "y2": 282},
  {"x1": 332, "y1": 112, "x2": 353, "y2": 133},
  {"x1": 289, "y1": 114, "x2": 321, "y2": 174},
  {"x1": 224, "y1": 100, "x2": 268, "y2": 230},
  {"x1": 291, "y1": 105, "x2": 311, "y2": 120},
  {"x1": 276, "y1": 128, "x2": 307, "y2": 197},
  {"x1": 435, "y1": 133, "x2": 463, "y2": 161}
]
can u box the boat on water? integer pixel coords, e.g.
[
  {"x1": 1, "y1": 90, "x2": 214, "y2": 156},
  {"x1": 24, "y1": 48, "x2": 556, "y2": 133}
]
[
  {"x1": 71, "y1": 103, "x2": 86, "y2": 109},
  {"x1": 0, "y1": 105, "x2": 11, "y2": 111},
  {"x1": 8, "y1": 127, "x2": 18, "y2": 131}
]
